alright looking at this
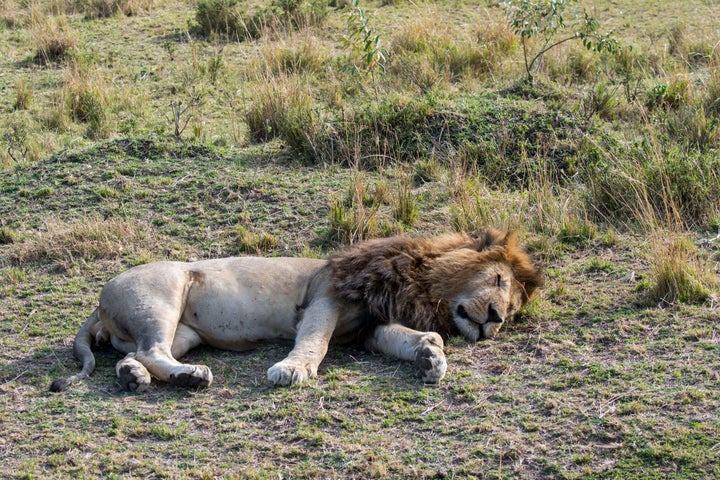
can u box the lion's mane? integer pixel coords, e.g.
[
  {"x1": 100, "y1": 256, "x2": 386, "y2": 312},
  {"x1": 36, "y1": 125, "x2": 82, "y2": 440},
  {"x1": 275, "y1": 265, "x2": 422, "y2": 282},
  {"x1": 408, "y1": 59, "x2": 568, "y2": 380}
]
[{"x1": 329, "y1": 229, "x2": 543, "y2": 338}]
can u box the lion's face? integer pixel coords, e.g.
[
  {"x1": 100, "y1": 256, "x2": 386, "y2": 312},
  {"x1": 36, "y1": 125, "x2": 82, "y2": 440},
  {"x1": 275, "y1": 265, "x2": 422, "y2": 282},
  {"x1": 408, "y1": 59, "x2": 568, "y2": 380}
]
[{"x1": 448, "y1": 261, "x2": 524, "y2": 342}]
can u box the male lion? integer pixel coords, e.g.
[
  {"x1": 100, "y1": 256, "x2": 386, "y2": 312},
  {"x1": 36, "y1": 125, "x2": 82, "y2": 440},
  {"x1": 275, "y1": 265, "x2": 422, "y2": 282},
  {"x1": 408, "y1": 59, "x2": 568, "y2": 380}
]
[{"x1": 50, "y1": 229, "x2": 542, "y2": 392}]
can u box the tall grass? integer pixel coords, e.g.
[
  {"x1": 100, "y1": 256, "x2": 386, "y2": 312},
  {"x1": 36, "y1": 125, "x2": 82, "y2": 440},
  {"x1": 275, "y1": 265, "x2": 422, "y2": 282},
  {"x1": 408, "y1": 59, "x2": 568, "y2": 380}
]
[
  {"x1": 63, "y1": 61, "x2": 110, "y2": 138},
  {"x1": 195, "y1": 0, "x2": 327, "y2": 41},
  {"x1": 243, "y1": 73, "x2": 322, "y2": 155},
  {"x1": 257, "y1": 34, "x2": 327, "y2": 75},
  {"x1": 327, "y1": 172, "x2": 397, "y2": 243},
  {"x1": 80, "y1": 0, "x2": 157, "y2": 19},
  {"x1": 30, "y1": 7, "x2": 77, "y2": 62}
]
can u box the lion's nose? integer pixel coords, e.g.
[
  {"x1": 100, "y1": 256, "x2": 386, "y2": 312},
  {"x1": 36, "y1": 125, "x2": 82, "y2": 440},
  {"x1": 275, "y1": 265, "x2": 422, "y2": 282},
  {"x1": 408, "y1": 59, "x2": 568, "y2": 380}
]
[{"x1": 487, "y1": 305, "x2": 503, "y2": 324}]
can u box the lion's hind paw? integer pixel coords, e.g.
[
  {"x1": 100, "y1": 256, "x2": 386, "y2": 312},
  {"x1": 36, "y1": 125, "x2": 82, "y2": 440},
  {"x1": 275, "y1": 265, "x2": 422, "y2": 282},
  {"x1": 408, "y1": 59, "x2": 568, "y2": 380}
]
[{"x1": 117, "y1": 359, "x2": 152, "y2": 392}]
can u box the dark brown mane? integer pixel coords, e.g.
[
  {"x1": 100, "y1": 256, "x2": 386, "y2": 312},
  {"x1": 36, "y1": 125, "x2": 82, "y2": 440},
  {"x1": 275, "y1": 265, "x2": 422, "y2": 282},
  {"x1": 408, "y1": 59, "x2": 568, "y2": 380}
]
[{"x1": 329, "y1": 229, "x2": 543, "y2": 338}]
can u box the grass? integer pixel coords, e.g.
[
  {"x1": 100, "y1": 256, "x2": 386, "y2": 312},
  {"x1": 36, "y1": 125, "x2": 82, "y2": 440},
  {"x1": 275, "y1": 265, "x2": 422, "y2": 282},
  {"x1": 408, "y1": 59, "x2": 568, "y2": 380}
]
[{"x1": 1, "y1": 0, "x2": 720, "y2": 478}]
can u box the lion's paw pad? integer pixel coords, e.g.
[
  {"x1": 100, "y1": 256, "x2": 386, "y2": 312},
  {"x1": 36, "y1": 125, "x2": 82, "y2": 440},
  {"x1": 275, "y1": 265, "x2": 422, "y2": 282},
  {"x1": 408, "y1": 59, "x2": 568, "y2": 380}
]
[
  {"x1": 267, "y1": 361, "x2": 316, "y2": 386},
  {"x1": 169, "y1": 365, "x2": 213, "y2": 388},
  {"x1": 413, "y1": 344, "x2": 447, "y2": 384}
]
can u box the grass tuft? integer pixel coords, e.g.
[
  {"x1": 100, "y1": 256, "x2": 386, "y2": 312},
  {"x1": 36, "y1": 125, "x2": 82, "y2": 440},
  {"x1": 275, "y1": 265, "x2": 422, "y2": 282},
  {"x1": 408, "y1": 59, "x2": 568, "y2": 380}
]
[
  {"x1": 647, "y1": 233, "x2": 712, "y2": 305},
  {"x1": 30, "y1": 8, "x2": 77, "y2": 63},
  {"x1": 233, "y1": 225, "x2": 279, "y2": 254}
]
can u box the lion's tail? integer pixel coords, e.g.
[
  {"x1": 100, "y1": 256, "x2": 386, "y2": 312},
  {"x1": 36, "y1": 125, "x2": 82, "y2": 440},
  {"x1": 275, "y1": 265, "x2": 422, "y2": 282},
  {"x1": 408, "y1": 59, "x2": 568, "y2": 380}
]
[{"x1": 49, "y1": 308, "x2": 100, "y2": 392}]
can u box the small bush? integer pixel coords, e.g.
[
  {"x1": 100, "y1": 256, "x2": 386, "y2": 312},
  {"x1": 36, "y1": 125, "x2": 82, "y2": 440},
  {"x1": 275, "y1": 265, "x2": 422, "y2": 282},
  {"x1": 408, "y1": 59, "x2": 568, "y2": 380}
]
[
  {"x1": 0, "y1": 226, "x2": 17, "y2": 245},
  {"x1": 390, "y1": 16, "x2": 437, "y2": 54},
  {"x1": 327, "y1": 173, "x2": 397, "y2": 243},
  {"x1": 581, "y1": 82, "x2": 620, "y2": 121},
  {"x1": 646, "y1": 77, "x2": 692, "y2": 110},
  {"x1": 665, "y1": 106, "x2": 720, "y2": 151},
  {"x1": 582, "y1": 139, "x2": 720, "y2": 226},
  {"x1": 703, "y1": 55, "x2": 720, "y2": 117}
]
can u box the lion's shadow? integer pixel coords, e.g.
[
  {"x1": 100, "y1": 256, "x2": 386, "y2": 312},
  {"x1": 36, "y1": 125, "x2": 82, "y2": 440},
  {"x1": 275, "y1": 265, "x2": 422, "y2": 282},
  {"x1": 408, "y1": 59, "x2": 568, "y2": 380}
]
[{"x1": 1, "y1": 340, "x2": 424, "y2": 400}]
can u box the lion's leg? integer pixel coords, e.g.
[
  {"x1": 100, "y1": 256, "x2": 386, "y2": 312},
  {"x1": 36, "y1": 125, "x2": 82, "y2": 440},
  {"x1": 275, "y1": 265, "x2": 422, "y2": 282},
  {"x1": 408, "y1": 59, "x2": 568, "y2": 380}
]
[
  {"x1": 133, "y1": 323, "x2": 212, "y2": 389},
  {"x1": 267, "y1": 297, "x2": 338, "y2": 386},
  {"x1": 365, "y1": 324, "x2": 447, "y2": 384}
]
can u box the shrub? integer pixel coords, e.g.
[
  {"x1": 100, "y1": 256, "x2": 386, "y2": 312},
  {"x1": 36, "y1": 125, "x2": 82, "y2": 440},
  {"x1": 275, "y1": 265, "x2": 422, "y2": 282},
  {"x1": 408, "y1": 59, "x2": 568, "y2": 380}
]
[
  {"x1": 582, "y1": 140, "x2": 720, "y2": 226},
  {"x1": 392, "y1": 176, "x2": 419, "y2": 227},
  {"x1": 327, "y1": 173, "x2": 397, "y2": 243},
  {"x1": 645, "y1": 77, "x2": 691, "y2": 111},
  {"x1": 0, "y1": 225, "x2": 17, "y2": 245},
  {"x1": 665, "y1": 106, "x2": 720, "y2": 151},
  {"x1": 580, "y1": 82, "x2": 620, "y2": 121},
  {"x1": 502, "y1": 0, "x2": 623, "y2": 84}
]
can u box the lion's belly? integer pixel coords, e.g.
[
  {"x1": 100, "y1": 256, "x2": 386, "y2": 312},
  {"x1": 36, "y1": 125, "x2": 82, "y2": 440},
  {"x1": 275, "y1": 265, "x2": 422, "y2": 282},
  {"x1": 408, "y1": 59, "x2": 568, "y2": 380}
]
[{"x1": 180, "y1": 257, "x2": 326, "y2": 348}]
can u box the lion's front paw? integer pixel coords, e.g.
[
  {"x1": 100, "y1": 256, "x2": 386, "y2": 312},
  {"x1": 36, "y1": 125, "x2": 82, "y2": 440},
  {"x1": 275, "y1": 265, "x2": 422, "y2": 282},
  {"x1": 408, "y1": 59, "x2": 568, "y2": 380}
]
[
  {"x1": 413, "y1": 333, "x2": 447, "y2": 384},
  {"x1": 169, "y1": 365, "x2": 213, "y2": 389},
  {"x1": 267, "y1": 360, "x2": 317, "y2": 386}
]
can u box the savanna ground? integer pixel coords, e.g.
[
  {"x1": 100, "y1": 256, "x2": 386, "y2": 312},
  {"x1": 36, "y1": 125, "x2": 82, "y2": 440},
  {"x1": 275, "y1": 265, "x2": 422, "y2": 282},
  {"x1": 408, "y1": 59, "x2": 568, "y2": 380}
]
[{"x1": 1, "y1": 0, "x2": 719, "y2": 478}]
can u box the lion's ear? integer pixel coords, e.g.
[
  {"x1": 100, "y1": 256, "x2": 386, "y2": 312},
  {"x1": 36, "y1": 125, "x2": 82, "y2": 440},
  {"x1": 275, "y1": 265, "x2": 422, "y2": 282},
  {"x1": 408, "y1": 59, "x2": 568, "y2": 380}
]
[
  {"x1": 501, "y1": 230, "x2": 519, "y2": 249},
  {"x1": 472, "y1": 228, "x2": 509, "y2": 251}
]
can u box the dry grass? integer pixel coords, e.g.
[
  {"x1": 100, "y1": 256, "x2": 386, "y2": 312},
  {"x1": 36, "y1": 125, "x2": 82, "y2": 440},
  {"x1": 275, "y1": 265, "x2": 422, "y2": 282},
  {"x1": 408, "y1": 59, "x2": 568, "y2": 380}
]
[
  {"x1": 62, "y1": 61, "x2": 110, "y2": 138},
  {"x1": 256, "y1": 33, "x2": 327, "y2": 75},
  {"x1": 8, "y1": 215, "x2": 153, "y2": 271},
  {"x1": 233, "y1": 225, "x2": 279, "y2": 254},
  {"x1": 29, "y1": 7, "x2": 77, "y2": 62},
  {"x1": 80, "y1": 0, "x2": 157, "y2": 19}
]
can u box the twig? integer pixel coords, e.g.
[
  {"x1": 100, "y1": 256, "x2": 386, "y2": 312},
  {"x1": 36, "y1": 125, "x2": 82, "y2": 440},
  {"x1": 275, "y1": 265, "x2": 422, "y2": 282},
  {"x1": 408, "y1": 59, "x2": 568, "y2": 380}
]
[
  {"x1": 420, "y1": 399, "x2": 445, "y2": 416},
  {"x1": 1, "y1": 370, "x2": 27, "y2": 385}
]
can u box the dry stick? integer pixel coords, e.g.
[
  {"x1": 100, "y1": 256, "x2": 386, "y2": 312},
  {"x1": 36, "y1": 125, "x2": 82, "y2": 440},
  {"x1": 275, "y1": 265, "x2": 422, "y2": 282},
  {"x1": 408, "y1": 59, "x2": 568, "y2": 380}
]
[{"x1": 420, "y1": 399, "x2": 446, "y2": 416}]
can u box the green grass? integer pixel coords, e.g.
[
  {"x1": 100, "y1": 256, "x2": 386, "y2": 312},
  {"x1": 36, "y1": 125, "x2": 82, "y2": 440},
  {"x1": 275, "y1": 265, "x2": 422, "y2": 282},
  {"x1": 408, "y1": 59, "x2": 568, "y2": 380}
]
[{"x1": 2, "y1": 0, "x2": 720, "y2": 478}]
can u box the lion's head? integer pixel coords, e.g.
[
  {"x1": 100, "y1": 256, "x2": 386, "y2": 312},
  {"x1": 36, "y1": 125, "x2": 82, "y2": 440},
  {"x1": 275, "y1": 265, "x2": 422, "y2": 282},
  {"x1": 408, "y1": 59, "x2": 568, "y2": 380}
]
[{"x1": 330, "y1": 229, "x2": 543, "y2": 341}]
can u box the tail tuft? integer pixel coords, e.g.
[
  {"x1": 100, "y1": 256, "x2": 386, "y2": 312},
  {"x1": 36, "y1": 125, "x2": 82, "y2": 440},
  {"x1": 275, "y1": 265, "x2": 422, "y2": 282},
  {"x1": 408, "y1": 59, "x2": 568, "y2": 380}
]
[{"x1": 49, "y1": 377, "x2": 73, "y2": 392}]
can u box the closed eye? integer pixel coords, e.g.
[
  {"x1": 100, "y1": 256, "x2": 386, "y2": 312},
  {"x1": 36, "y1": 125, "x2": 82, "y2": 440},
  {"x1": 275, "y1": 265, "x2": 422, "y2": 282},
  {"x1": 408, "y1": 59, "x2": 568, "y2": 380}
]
[{"x1": 495, "y1": 274, "x2": 501, "y2": 287}]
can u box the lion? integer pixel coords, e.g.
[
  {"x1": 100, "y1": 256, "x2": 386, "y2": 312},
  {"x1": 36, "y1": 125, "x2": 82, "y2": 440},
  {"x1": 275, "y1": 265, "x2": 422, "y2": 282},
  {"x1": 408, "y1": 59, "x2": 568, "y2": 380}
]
[{"x1": 50, "y1": 229, "x2": 542, "y2": 392}]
